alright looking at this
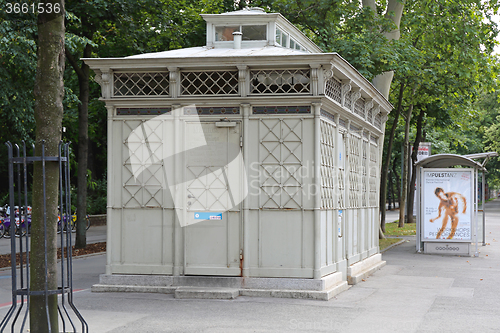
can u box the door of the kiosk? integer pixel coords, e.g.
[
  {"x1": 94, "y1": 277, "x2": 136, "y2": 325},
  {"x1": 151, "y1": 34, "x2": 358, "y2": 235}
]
[{"x1": 183, "y1": 121, "x2": 244, "y2": 276}]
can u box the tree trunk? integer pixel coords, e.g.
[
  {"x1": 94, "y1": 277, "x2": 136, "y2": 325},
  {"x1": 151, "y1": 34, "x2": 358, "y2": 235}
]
[
  {"x1": 76, "y1": 46, "x2": 90, "y2": 248},
  {"x1": 365, "y1": 0, "x2": 405, "y2": 99},
  {"x1": 363, "y1": 0, "x2": 405, "y2": 237},
  {"x1": 407, "y1": 108, "x2": 425, "y2": 224},
  {"x1": 379, "y1": 81, "x2": 405, "y2": 233},
  {"x1": 30, "y1": 1, "x2": 65, "y2": 331},
  {"x1": 388, "y1": 168, "x2": 394, "y2": 210},
  {"x1": 392, "y1": 159, "x2": 401, "y2": 207},
  {"x1": 399, "y1": 86, "x2": 417, "y2": 228},
  {"x1": 66, "y1": 41, "x2": 92, "y2": 249}
]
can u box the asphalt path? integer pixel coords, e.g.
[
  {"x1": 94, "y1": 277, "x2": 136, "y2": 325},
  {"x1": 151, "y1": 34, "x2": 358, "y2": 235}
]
[
  {"x1": 0, "y1": 199, "x2": 499, "y2": 332},
  {"x1": 0, "y1": 225, "x2": 107, "y2": 256}
]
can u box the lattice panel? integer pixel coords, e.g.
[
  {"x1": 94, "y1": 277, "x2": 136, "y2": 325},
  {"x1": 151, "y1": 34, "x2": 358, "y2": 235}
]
[
  {"x1": 345, "y1": 91, "x2": 353, "y2": 110},
  {"x1": 114, "y1": 72, "x2": 169, "y2": 96},
  {"x1": 362, "y1": 140, "x2": 368, "y2": 206},
  {"x1": 186, "y1": 166, "x2": 230, "y2": 211},
  {"x1": 338, "y1": 165, "x2": 345, "y2": 209},
  {"x1": 251, "y1": 69, "x2": 310, "y2": 94},
  {"x1": 348, "y1": 134, "x2": 361, "y2": 208},
  {"x1": 122, "y1": 120, "x2": 164, "y2": 208},
  {"x1": 325, "y1": 77, "x2": 342, "y2": 103},
  {"x1": 367, "y1": 107, "x2": 374, "y2": 124},
  {"x1": 181, "y1": 71, "x2": 238, "y2": 95},
  {"x1": 374, "y1": 113, "x2": 382, "y2": 130},
  {"x1": 354, "y1": 99, "x2": 365, "y2": 118},
  {"x1": 369, "y1": 143, "x2": 378, "y2": 207},
  {"x1": 320, "y1": 120, "x2": 336, "y2": 209},
  {"x1": 338, "y1": 134, "x2": 346, "y2": 209},
  {"x1": 259, "y1": 118, "x2": 303, "y2": 209}
]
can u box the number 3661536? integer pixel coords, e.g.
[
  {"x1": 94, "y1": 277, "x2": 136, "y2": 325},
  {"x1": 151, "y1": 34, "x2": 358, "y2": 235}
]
[{"x1": 5, "y1": 3, "x2": 62, "y2": 14}]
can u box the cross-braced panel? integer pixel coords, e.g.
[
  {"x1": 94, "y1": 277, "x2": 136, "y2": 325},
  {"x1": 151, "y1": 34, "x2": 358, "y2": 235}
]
[
  {"x1": 114, "y1": 72, "x2": 169, "y2": 96},
  {"x1": 354, "y1": 98, "x2": 365, "y2": 118},
  {"x1": 320, "y1": 119, "x2": 336, "y2": 209},
  {"x1": 325, "y1": 77, "x2": 342, "y2": 104},
  {"x1": 251, "y1": 69, "x2": 310, "y2": 94},
  {"x1": 181, "y1": 71, "x2": 238, "y2": 95},
  {"x1": 348, "y1": 134, "x2": 361, "y2": 208},
  {"x1": 186, "y1": 166, "x2": 230, "y2": 211},
  {"x1": 122, "y1": 120, "x2": 164, "y2": 208},
  {"x1": 259, "y1": 118, "x2": 303, "y2": 209},
  {"x1": 369, "y1": 143, "x2": 378, "y2": 207}
]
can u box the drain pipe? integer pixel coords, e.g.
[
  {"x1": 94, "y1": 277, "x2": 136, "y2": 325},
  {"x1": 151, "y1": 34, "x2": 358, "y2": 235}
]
[{"x1": 233, "y1": 31, "x2": 242, "y2": 49}]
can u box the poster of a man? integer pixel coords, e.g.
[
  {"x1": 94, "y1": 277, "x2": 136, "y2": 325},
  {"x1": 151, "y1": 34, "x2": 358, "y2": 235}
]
[
  {"x1": 429, "y1": 187, "x2": 467, "y2": 239},
  {"x1": 422, "y1": 170, "x2": 472, "y2": 241}
]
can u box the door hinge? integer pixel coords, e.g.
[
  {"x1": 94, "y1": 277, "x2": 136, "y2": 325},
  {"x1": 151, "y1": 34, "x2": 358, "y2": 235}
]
[{"x1": 240, "y1": 136, "x2": 243, "y2": 147}]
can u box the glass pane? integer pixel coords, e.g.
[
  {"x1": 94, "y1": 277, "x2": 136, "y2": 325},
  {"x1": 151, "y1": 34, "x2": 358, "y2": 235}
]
[
  {"x1": 290, "y1": 39, "x2": 295, "y2": 49},
  {"x1": 281, "y1": 33, "x2": 288, "y2": 47},
  {"x1": 215, "y1": 26, "x2": 239, "y2": 41},
  {"x1": 241, "y1": 25, "x2": 266, "y2": 40},
  {"x1": 276, "y1": 28, "x2": 282, "y2": 45}
]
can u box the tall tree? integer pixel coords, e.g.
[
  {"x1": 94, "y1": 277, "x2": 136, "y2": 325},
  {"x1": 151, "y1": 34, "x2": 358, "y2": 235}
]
[{"x1": 30, "y1": 0, "x2": 65, "y2": 331}]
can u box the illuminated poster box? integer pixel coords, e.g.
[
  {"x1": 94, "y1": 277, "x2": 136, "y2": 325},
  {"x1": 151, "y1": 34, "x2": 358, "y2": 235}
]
[{"x1": 421, "y1": 169, "x2": 473, "y2": 241}]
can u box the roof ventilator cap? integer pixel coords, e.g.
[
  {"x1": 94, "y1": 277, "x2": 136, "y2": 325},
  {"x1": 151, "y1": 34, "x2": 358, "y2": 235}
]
[{"x1": 233, "y1": 31, "x2": 242, "y2": 49}]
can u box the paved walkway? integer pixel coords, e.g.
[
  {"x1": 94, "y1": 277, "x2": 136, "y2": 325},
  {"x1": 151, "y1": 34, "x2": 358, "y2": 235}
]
[{"x1": 0, "y1": 199, "x2": 499, "y2": 332}]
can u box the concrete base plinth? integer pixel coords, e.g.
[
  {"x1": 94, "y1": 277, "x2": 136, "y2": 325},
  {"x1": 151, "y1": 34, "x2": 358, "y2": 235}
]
[
  {"x1": 424, "y1": 242, "x2": 472, "y2": 256},
  {"x1": 91, "y1": 271, "x2": 349, "y2": 301}
]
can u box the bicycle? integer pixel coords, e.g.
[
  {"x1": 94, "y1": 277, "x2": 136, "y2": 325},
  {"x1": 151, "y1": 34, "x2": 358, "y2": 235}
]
[
  {"x1": 58, "y1": 211, "x2": 90, "y2": 233},
  {"x1": 0, "y1": 205, "x2": 30, "y2": 238}
]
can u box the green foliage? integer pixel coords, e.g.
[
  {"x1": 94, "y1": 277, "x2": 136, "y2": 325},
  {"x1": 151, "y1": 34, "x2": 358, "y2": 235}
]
[
  {"x1": 0, "y1": 6, "x2": 37, "y2": 143},
  {"x1": 253, "y1": 0, "x2": 402, "y2": 80}
]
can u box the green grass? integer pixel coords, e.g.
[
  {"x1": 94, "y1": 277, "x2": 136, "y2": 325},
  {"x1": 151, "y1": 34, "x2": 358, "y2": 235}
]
[
  {"x1": 379, "y1": 238, "x2": 403, "y2": 251},
  {"x1": 384, "y1": 222, "x2": 416, "y2": 236}
]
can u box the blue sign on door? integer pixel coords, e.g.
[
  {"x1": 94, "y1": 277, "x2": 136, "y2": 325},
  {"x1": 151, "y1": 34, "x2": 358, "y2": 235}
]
[{"x1": 194, "y1": 212, "x2": 223, "y2": 220}]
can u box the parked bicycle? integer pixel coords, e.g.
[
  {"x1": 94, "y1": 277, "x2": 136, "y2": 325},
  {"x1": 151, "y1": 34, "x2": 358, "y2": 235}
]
[
  {"x1": 57, "y1": 210, "x2": 90, "y2": 234},
  {"x1": 0, "y1": 205, "x2": 90, "y2": 238},
  {"x1": 0, "y1": 205, "x2": 31, "y2": 238}
]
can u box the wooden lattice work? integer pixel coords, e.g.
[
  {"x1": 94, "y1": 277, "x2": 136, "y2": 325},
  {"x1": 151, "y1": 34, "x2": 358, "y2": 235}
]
[
  {"x1": 181, "y1": 71, "x2": 238, "y2": 95},
  {"x1": 114, "y1": 72, "x2": 169, "y2": 96},
  {"x1": 251, "y1": 69, "x2": 310, "y2": 94},
  {"x1": 320, "y1": 118, "x2": 336, "y2": 209},
  {"x1": 325, "y1": 77, "x2": 342, "y2": 103}
]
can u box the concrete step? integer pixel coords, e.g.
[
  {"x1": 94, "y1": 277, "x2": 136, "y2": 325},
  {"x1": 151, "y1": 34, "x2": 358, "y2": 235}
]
[
  {"x1": 240, "y1": 280, "x2": 350, "y2": 301},
  {"x1": 174, "y1": 287, "x2": 239, "y2": 299},
  {"x1": 347, "y1": 253, "x2": 386, "y2": 285}
]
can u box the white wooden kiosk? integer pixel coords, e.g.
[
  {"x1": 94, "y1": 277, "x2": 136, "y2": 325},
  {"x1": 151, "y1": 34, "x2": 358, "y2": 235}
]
[
  {"x1": 84, "y1": 7, "x2": 392, "y2": 300},
  {"x1": 416, "y1": 154, "x2": 493, "y2": 257}
]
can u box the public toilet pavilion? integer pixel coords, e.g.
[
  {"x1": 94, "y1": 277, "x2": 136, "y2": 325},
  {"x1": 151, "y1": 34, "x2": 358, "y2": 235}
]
[{"x1": 84, "y1": 7, "x2": 392, "y2": 300}]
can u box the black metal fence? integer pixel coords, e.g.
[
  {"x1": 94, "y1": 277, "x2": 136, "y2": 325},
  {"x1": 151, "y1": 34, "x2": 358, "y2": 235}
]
[{"x1": 0, "y1": 141, "x2": 87, "y2": 332}]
